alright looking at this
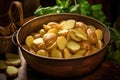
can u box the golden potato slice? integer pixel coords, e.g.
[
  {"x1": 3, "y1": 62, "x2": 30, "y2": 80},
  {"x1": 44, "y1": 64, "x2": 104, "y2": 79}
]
[
  {"x1": 5, "y1": 58, "x2": 21, "y2": 66},
  {"x1": 71, "y1": 28, "x2": 87, "y2": 40},
  {"x1": 6, "y1": 66, "x2": 18, "y2": 77},
  {"x1": 63, "y1": 48, "x2": 72, "y2": 58},
  {"x1": 87, "y1": 28, "x2": 97, "y2": 44},
  {"x1": 37, "y1": 50, "x2": 48, "y2": 57},
  {"x1": 46, "y1": 42, "x2": 57, "y2": 51},
  {"x1": 33, "y1": 38, "x2": 46, "y2": 50},
  {"x1": 47, "y1": 22, "x2": 61, "y2": 29},
  {"x1": 67, "y1": 40, "x2": 80, "y2": 52},
  {"x1": 61, "y1": 19, "x2": 76, "y2": 30},
  {"x1": 95, "y1": 29, "x2": 103, "y2": 40},
  {"x1": 51, "y1": 48, "x2": 63, "y2": 58},
  {"x1": 79, "y1": 40, "x2": 91, "y2": 50},
  {"x1": 86, "y1": 45, "x2": 98, "y2": 55},
  {"x1": 39, "y1": 29, "x2": 46, "y2": 37},
  {"x1": 58, "y1": 29, "x2": 69, "y2": 36},
  {"x1": 33, "y1": 38, "x2": 44, "y2": 46},
  {"x1": 25, "y1": 35, "x2": 34, "y2": 48},
  {"x1": 96, "y1": 40, "x2": 103, "y2": 49},
  {"x1": 87, "y1": 25, "x2": 96, "y2": 31},
  {"x1": 75, "y1": 22, "x2": 87, "y2": 32},
  {"x1": 70, "y1": 31, "x2": 81, "y2": 42},
  {"x1": 71, "y1": 49, "x2": 87, "y2": 58},
  {"x1": 56, "y1": 36, "x2": 67, "y2": 50},
  {"x1": 43, "y1": 24, "x2": 52, "y2": 31},
  {"x1": 43, "y1": 33, "x2": 57, "y2": 47},
  {"x1": 47, "y1": 28, "x2": 58, "y2": 34}
]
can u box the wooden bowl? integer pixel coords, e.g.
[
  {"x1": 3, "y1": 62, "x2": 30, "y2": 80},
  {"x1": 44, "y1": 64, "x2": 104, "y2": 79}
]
[{"x1": 16, "y1": 13, "x2": 110, "y2": 77}]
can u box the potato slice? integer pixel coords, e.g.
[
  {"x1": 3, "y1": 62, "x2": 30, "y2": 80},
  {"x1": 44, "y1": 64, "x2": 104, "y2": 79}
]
[
  {"x1": 51, "y1": 48, "x2": 63, "y2": 58},
  {"x1": 75, "y1": 22, "x2": 87, "y2": 32},
  {"x1": 70, "y1": 31, "x2": 81, "y2": 42},
  {"x1": 87, "y1": 28, "x2": 97, "y2": 44},
  {"x1": 33, "y1": 38, "x2": 44, "y2": 46},
  {"x1": 95, "y1": 29, "x2": 103, "y2": 40},
  {"x1": 33, "y1": 38, "x2": 46, "y2": 49},
  {"x1": 46, "y1": 42, "x2": 57, "y2": 51},
  {"x1": 6, "y1": 66, "x2": 18, "y2": 77},
  {"x1": 79, "y1": 40, "x2": 91, "y2": 50},
  {"x1": 25, "y1": 35, "x2": 34, "y2": 48},
  {"x1": 47, "y1": 28, "x2": 59, "y2": 34},
  {"x1": 61, "y1": 19, "x2": 76, "y2": 30},
  {"x1": 56, "y1": 36, "x2": 67, "y2": 50},
  {"x1": 5, "y1": 58, "x2": 21, "y2": 66},
  {"x1": 67, "y1": 40, "x2": 80, "y2": 52},
  {"x1": 43, "y1": 33, "x2": 57, "y2": 47},
  {"x1": 71, "y1": 28, "x2": 87, "y2": 40},
  {"x1": 39, "y1": 29, "x2": 46, "y2": 37},
  {"x1": 43, "y1": 24, "x2": 52, "y2": 31},
  {"x1": 63, "y1": 48, "x2": 72, "y2": 58},
  {"x1": 96, "y1": 40, "x2": 103, "y2": 49},
  {"x1": 47, "y1": 22, "x2": 61, "y2": 29},
  {"x1": 37, "y1": 50, "x2": 48, "y2": 57},
  {"x1": 58, "y1": 29, "x2": 68, "y2": 36},
  {"x1": 87, "y1": 25, "x2": 96, "y2": 31},
  {"x1": 71, "y1": 49, "x2": 87, "y2": 58}
]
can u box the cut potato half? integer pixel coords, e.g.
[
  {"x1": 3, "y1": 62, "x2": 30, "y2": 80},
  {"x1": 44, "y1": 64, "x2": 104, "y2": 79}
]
[
  {"x1": 67, "y1": 40, "x2": 80, "y2": 52},
  {"x1": 56, "y1": 36, "x2": 67, "y2": 50},
  {"x1": 61, "y1": 19, "x2": 76, "y2": 30},
  {"x1": 25, "y1": 35, "x2": 34, "y2": 48},
  {"x1": 51, "y1": 48, "x2": 63, "y2": 58},
  {"x1": 63, "y1": 48, "x2": 72, "y2": 58}
]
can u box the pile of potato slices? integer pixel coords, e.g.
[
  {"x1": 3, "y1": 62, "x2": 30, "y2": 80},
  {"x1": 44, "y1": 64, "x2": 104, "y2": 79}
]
[{"x1": 23, "y1": 19, "x2": 104, "y2": 59}]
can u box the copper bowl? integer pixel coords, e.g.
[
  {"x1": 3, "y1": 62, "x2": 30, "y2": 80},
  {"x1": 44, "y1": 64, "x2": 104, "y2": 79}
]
[{"x1": 16, "y1": 13, "x2": 110, "y2": 77}]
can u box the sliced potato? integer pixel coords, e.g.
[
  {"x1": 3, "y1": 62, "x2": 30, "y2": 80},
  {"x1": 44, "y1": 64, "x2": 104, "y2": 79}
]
[
  {"x1": 87, "y1": 28, "x2": 97, "y2": 44},
  {"x1": 43, "y1": 24, "x2": 52, "y2": 31},
  {"x1": 87, "y1": 25, "x2": 96, "y2": 31},
  {"x1": 96, "y1": 40, "x2": 103, "y2": 49},
  {"x1": 61, "y1": 19, "x2": 76, "y2": 30},
  {"x1": 37, "y1": 50, "x2": 48, "y2": 57},
  {"x1": 25, "y1": 35, "x2": 34, "y2": 48},
  {"x1": 6, "y1": 66, "x2": 18, "y2": 77},
  {"x1": 67, "y1": 40, "x2": 80, "y2": 52},
  {"x1": 5, "y1": 58, "x2": 21, "y2": 66},
  {"x1": 71, "y1": 28, "x2": 87, "y2": 40},
  {"x1": 79, "y1": 40, "x2": 91, "y2": 50},
  {"x1": 46, "y1": 42, "x2": 57, "y2": 51},
  {"x1": 95, "y1": 29, "x2": 103, "y2": 40},
  {"x1": 63, "y1": 48, "x2": 72, "y2": 58},
  {"x1": 58, "y1": 29, "x2": 69, "y2": 36},
  {"x1": 51, "y1": 48, "x2": 63, "y2": 58},
  {"x1": 39, "y1": 29, "x2": 46, "y2": 37},
  {"x1": 29, "y1": 48, "x2": 36, "y2": 54},
  {"x1": 47, "y1": 22, "x2": 61, "y2": 29},
  {"x1": 47, "y1": 28, "x2": 59, "y2": 34},
  {"x1": 43, "y1": 33, "x2": 57, "y2": 47},
  {"x1": 70, "y1": 31, "x2": 81, "y2": 41},
  {"x1": 71, "y1": 49, "x2": 87, "y2": 58},
  {"x1": 33, "y1": 38, "x2": 46, "y2": 49},
  {"x1": 56, "y1": 36, "x2": 67, "y2": 50},
  {"x1": 75, "y1": 22, "x2": 87, "y2": 32}
]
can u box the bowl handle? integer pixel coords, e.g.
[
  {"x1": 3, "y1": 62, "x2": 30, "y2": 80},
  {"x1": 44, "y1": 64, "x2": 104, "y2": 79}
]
[
  {"x1": 8, "y1": 1, "x2": 23, "y2": 29},
  {"x1": 11, "y1": 31, "x2": 20, "y2": 47}
]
